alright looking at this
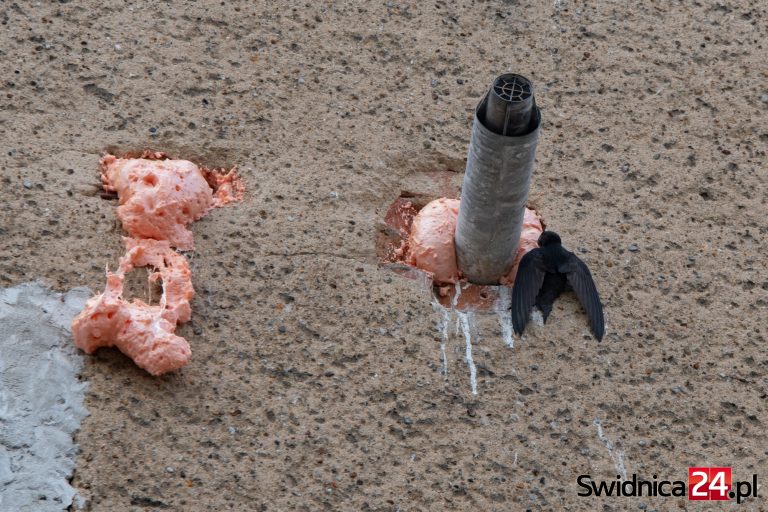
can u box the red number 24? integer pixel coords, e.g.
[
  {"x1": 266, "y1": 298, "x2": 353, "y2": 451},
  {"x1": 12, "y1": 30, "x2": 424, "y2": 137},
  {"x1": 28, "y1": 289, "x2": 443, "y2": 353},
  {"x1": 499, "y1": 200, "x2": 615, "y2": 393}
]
[{"x1": 689, "y1": 467, "x2": 731, "y2": 501}]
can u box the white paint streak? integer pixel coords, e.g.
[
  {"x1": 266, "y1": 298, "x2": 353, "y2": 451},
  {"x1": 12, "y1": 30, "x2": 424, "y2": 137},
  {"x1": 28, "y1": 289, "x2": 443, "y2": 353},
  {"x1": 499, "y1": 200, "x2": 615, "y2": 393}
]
[
  {"x1": 593, "y1": 419, "x2": 627, "y2": 480},
  {"x1": 457, "y1": 311, "x2": 478, "y2": 395},
  {"x1": 451, "y1": 282, "x2": 462, "y2": 308},
  {"x1": 431, "y1": 300, "x2": 450, "y2": 378},
  {"x1": 495, "y1": 286, "x2": 514, "y2": 348},
  {"x1": 451, "y1": 282, "x2": 462, "y2": 337},
  {"x1": 0, "y1": 283, "x2": 91, "y2": 511},
  {"x1": 430, "y1": 282, "x2": 520, "y2": 395},
  {"x1": 431, "y1": 282, "x2": 482, "y2": 393}
]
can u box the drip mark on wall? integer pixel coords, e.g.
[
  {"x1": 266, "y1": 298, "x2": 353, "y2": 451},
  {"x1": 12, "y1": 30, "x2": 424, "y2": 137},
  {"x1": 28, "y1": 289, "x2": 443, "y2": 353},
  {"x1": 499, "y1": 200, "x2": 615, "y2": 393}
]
[
  {"x1": 530, "y1": 307, "x2": 545, "y2": 327},
  {"x1": 432, "y1": 300, "x2": 450, "y2": 378},
  {"x1": 430, "y1": 282, "x2": 522, "y2": 395},
  {"x1": 594, "y1": 419, "x2": 627, "y2": 480},
  {"x1": 495, "y1": 286, "x2": 515, "y2": 348},
  {"x1": 457, "y1": 311, "x2": 478, "y2": 395}
]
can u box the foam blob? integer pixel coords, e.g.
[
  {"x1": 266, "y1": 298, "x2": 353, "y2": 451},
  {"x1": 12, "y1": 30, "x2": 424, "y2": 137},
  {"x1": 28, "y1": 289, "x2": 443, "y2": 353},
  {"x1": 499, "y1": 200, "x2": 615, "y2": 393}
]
[
  {"x1": 74, "y1": 152, "x2": 244, "y2": 375},
  {"x1": 407, "y1": 198, "x2": 461, "y2": 284},
  {"x1": 101, "y1": 153, "x2": 243, "y2": 250},
  {"x1": 71, "y1": 238, "x2": 194, "y2": 376},
  {"x1": 406, "y1": 198, "x2": 544, "y2": 285}
]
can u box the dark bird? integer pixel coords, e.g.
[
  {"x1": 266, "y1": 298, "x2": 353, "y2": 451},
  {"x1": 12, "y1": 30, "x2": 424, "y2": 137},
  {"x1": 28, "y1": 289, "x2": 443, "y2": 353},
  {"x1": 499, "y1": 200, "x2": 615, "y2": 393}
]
[{"x1": 511, "y1": 231, "x2": 604, "y2": 341}]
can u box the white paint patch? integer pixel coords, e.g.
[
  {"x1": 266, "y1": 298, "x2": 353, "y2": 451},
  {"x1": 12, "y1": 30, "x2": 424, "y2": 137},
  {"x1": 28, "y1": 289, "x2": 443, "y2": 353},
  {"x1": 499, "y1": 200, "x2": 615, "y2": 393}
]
[
  {"x1": 495, "y1": 286, "x2": 515, "y2": 348},
  {"x1": 0, "y1": 283, "x2": 91, "y2": 511},
  {"x1": 530, "y1": 307, "x2": 545, "y2": 327},
  {"x1": 593, "y1": 419, "x2": 627, "y2": 480}
]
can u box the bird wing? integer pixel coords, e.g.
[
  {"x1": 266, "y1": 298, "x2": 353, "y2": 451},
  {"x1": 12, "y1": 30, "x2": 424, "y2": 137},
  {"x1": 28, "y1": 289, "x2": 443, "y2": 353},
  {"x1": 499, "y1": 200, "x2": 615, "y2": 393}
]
[
  {"x1": 511, "y1": 249, "x2": 547, "y2": 336},
  {"x1": 560, "y1": 253, "x2": 605, "y2": 341}
]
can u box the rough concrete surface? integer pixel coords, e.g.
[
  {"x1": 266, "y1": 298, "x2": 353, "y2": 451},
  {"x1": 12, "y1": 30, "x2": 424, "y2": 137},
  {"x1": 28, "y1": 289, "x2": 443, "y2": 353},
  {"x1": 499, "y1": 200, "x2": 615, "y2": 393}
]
[
  {"x1": 0, "y1": 1, "x2": 766, "y2": 511},
  {"x1": 0, "y1": 283, "x2": 90, "y2": 511}
]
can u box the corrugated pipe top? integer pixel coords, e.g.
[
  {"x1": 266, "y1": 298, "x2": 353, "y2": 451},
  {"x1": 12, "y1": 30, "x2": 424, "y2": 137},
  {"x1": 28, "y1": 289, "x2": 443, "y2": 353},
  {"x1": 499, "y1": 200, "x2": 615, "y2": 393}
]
[{"x1": 477, "y1": 73, "x2": 541, "y2": 138}]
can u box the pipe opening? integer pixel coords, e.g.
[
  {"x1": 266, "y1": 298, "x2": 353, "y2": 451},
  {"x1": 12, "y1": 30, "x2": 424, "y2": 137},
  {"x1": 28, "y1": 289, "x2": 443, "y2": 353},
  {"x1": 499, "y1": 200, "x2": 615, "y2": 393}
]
[
  {"x1": 493, "y1": 74, "x2": 532, "y2": 102},
  {"x1": 478, "y1": 73, "x2": 537, "y2": 137}
]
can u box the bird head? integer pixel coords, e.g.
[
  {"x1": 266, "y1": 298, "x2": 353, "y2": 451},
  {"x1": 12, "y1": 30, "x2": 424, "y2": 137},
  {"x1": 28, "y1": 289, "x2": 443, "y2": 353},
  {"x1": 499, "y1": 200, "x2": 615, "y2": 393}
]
[{"x1": 538, "y1": 231, "x2": 562, "y2": 247}]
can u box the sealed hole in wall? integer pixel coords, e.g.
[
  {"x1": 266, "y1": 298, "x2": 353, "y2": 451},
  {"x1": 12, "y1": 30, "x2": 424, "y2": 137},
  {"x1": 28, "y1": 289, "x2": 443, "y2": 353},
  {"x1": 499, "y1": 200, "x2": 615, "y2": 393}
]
[{"x1": 376, "y1": 172, "x2": 544, "y2": 311}]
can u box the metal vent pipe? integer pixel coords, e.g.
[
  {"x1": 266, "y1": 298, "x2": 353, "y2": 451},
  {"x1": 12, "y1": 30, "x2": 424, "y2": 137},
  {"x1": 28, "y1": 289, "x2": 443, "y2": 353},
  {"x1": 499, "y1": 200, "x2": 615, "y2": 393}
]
[{"x1": 454, "y1": 74, "x2": 542, "y2": 284}]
